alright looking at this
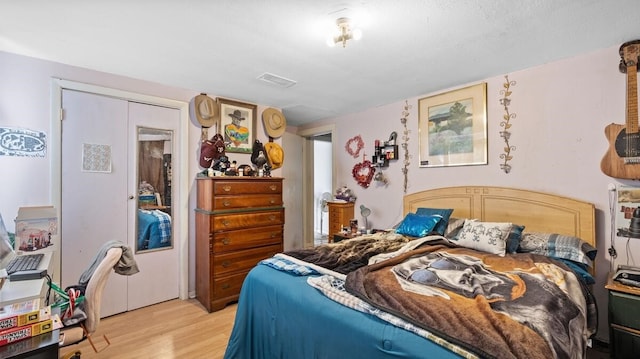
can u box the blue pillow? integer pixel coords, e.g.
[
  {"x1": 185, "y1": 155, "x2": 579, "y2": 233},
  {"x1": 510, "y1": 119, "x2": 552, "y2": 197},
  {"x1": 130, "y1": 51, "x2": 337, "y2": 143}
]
[
  {"x1": 415, "y1": 207, "x2": 453, "y2": 235},
  {"x1": 506, "y1": 224, "x2": 525, "y2": 254},
  {"x1": 395, "y1": 213, "x2": 442, "y2": 237}
]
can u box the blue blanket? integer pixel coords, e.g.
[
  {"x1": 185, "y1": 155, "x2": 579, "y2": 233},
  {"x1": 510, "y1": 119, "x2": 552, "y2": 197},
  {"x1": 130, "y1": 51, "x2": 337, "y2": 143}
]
[{"x1": 224, "y1": 263, "x2": 464, "y2": 359}]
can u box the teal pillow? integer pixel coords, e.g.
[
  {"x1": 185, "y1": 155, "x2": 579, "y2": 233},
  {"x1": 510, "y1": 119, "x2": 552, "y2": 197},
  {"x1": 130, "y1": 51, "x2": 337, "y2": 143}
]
[
  {"x1": 395, "y1": 213, "x2": 442, "y2": 237},
  {"x1": 415, "y1": 207, "x2": 453, "y2": 235}
]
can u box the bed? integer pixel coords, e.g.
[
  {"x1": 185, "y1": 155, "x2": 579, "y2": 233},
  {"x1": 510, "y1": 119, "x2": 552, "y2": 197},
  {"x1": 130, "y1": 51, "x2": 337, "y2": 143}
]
[
  {"x1": 137, "y1": 208, "x2": 171, "y2": 250},
  {"x1": 224, "y1": 186, "x2": 597, "y2": 359}
]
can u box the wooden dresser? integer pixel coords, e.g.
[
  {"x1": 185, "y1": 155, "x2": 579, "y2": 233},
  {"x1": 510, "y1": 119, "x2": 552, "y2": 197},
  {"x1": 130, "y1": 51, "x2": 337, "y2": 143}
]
[
  {"x1": 327, "y1": 201, "x2": 354, "y2": 242},
  {"x1": 195, "y1": 176, "x2": 284, "y2": 312}
]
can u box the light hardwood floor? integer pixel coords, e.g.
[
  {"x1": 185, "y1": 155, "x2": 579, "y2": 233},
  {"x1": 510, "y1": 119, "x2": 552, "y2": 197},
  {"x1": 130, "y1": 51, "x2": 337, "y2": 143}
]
[
  {"x1": 61, "y1": 297, "x2": 610, "y2": 359},
  {"x1": 61, "y1": 299, "x2": 237, "y2": 359}
]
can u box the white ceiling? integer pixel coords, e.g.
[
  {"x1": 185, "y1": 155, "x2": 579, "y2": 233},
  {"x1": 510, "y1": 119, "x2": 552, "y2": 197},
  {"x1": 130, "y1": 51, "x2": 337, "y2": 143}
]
[{"x1": 1, "y1": 0, "x2": 639, "y2": 126}]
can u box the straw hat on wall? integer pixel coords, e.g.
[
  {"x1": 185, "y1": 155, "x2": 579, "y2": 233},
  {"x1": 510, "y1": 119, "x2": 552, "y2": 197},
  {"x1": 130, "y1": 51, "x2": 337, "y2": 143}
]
[{"x1": 262, "y1": 108, "x2": 286, "y2": 138}]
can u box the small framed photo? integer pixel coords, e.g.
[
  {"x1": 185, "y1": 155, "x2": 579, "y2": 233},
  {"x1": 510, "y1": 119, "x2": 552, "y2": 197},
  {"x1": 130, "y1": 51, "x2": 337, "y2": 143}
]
[
  {"x1": 418, "y1": 83, "x2": 488, "y2": 167},
  {"x1": 217, "y1": 98, "x2": 257, "y2": 154}
]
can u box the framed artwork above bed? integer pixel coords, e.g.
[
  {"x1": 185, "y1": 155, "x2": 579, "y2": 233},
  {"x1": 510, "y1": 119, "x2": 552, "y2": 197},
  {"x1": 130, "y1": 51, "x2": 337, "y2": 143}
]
[{"x1": 418, "y1": 83, "x2": 488, "y2": 167}]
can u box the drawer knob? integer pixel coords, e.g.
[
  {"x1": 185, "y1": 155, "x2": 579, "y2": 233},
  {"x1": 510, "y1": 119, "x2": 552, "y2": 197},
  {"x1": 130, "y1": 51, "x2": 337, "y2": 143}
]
[
  {"x1": 223, "y1": 185, "x2": 231, "y2": 192},
  {"x1": 221, "y1": 238, "x2": 230, "y2": 245},
  {"x1": 221, "y1": 283, "x2": 230, "y2": 290},
  {"x1": 223, "y1": 200, "x2": 231, "y2": 207},
  {"x1": 269, "y1": 199, "x2": 275, "y2": 204},
  {"x1": 222, "y1": 220, "x2": 230, "y2": 227},
  {"x1": 269, "y1": 185, "x2": 277, "y2": 191},
  {"x1": 268, "y1": 215, "x2": 276, "y2": 221},
  {"x1": 271, "y1": 232, "x2": 278, "y2": 238},
  {"x1": 222, "y1": 260, "x2": 231, "y2": 268}
]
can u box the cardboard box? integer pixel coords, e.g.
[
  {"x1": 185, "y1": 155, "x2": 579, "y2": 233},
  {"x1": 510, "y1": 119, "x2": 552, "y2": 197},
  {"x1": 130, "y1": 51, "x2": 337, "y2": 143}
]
[
  {"x1": 0, "y1": 300, "x2": 46, "y2": 331},
  {"x1": 14, "y1": 206, "x2": 57, "y2": 253},
  {"x1": 0, "y1": 317, "x2": 55, "y2": 346}
]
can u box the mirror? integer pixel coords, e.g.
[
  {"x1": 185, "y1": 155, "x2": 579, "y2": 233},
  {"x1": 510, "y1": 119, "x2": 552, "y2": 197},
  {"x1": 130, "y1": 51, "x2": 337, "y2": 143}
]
[{"x1": 136, "y1": 126, "x2": 173, "y2": 253}]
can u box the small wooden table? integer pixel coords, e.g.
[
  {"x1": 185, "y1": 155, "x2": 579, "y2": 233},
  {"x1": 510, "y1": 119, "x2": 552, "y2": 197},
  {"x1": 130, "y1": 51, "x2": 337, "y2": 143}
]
[{"x1": 605, "y1": 273, "x2": 640, "y2": 358}]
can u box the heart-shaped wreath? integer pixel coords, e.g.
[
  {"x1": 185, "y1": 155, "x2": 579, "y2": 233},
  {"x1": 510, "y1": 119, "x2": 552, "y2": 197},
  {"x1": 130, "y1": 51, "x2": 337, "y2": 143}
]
[
  {"x1": 345, "y1": 135, "x2": 364, "y2": 158},
  {"x1": 352, "y1": 160, "x2": 375, "y2": 188}
]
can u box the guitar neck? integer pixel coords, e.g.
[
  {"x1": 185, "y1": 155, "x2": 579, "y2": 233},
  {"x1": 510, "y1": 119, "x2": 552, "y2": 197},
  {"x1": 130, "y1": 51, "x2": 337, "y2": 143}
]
[{"x1": 627, "y1": 63, "x2": 639, "y2": 133}]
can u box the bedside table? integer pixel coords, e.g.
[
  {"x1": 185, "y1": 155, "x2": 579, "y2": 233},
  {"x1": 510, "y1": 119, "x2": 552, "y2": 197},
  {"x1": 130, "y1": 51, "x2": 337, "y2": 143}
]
[
  {"x1": 327, "y1": 202, "x2": 355, "y2": 240},
  {"x1": 605, "y1": 274, "x2": 640, "y2": 358}
]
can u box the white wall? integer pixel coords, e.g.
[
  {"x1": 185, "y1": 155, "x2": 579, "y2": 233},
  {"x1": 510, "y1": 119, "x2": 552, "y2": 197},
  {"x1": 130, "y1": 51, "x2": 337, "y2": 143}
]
[{"x1": 301, "y1": 44, "x2": 635, "y2": 342}]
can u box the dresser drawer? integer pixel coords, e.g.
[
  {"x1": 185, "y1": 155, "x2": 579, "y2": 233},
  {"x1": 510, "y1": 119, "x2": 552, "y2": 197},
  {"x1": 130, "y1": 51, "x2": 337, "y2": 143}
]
[
  {"x1": 213, "y1": 225, "x2": 283, "y2": 253},
  {"x1": 213, "y1": 244, "x2": 282, "y2": 276},
  {"x1": 213, "y1": 180, "x2": 282, "y2": 195},
  {"x1": 213, "y1": 193, "x2": 282, "y2": 210},
  {"x1": 212, "y1": 271, "x2": 249, "y2": 299},
  {"x1": 610, "y1": 290, "x2": 640, "y2": 329},
  {"x1": 212, "y1": 209, "x2": 284, "y2": 231},
  {"x1": 610, "y1": 324, "x2": 640, "y2": 359}
]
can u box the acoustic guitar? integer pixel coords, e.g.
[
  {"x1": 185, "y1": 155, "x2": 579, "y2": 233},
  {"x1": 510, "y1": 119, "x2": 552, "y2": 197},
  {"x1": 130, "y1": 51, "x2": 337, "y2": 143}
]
[{"x1": 602, "y1": 40, "x2": 640, "y2": 179}]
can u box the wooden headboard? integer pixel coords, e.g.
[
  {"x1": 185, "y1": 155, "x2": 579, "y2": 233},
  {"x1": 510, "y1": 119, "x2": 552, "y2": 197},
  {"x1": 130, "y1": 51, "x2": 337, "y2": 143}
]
[{"x1": 403, "y1": 186, "x2": 596, "y2": 248}]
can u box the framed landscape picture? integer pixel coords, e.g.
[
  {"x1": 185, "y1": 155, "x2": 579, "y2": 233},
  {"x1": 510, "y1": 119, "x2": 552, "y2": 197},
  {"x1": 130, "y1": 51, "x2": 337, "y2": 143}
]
[
  {"x1": 418, "y1": 83, "x2": 487, "y2": 167},
  {"x1": 217, "y1": 98, "x2": 257, "y2": 154}
]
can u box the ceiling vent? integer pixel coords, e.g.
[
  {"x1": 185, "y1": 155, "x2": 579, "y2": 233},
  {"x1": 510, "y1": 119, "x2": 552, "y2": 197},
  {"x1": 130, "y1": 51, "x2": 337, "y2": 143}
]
[{"x1": 257, "y1": 72, "x2": 297, "y2": 88}]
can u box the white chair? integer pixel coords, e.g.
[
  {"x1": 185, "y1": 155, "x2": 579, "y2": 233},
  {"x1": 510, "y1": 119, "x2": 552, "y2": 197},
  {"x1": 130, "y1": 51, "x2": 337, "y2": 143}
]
[{"x1": 59, "y1": 247, "x2": 123, "y2": 357}]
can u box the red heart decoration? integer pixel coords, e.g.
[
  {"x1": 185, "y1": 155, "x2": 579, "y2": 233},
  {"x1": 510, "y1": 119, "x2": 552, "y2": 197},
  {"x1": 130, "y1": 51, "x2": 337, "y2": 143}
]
[
  {"x1": 345, "y1": 135, "x2": 364, "y2": 158},
  {"x1": 352, "y1": 160, "x2": 376, "y2": 188}
]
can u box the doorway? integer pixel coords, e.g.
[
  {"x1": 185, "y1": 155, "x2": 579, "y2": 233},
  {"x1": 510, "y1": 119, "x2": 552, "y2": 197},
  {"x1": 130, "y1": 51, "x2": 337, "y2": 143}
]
[
  {"x1": 299, "y1": 125, "x2": 335, "y2": 248},
  {"x1": 51, "y1": 79, "x2": 190, "y2": 316},
  {"x1": 313, "y1": 134, "x2": 332, "y2": 245}
]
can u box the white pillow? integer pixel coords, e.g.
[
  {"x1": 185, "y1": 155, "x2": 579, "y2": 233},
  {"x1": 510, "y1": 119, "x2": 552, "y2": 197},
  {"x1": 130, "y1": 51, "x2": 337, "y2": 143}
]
[{"x1": 454, "y1": 219, "x2": 512, "y2": 256}]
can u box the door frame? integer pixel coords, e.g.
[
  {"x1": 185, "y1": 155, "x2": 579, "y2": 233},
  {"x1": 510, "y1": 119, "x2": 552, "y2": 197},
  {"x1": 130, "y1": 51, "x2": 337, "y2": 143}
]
[
  {"x1": 298, "y1": 124, "x2": 336, "y2": 248},
  {"x1": 50, "y1": 78, "x2": 189, "y2": 300}
]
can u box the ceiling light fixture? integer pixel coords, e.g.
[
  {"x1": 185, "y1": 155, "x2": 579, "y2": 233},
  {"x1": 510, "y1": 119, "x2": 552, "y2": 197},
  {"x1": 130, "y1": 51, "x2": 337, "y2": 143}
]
[{"x1": 326, "y1": 17, "x2": 362, "y2": 48}]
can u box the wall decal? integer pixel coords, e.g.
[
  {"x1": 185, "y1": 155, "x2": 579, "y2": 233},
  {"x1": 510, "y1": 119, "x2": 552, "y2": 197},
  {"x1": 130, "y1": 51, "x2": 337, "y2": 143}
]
[
  {"x1": 0, "y1": 126, "x2": 46, "y2": 157},
  {"x1": 400, "y1": 100, "x2": 412, "y2": 193},
  {"x1": 499, "y1": 75, "x2": 517, "y2": 173}
]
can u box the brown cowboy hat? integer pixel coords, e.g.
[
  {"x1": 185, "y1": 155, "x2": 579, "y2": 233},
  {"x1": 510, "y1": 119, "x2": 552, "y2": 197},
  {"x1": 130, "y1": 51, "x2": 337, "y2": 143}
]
[
  {"x1": 264, "y1": 142, "x2": 284, "y2": 170},
  {"x1": 190, "y1": 93, "x2": 219, "y2": 128},
  {"x1": 262, "y1": 108, "x2": 286, "y2": 138}
]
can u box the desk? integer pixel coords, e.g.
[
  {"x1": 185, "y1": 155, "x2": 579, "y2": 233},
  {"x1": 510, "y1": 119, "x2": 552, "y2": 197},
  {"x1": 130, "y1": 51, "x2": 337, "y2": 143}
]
[
  {"x1": 0, "y1": 330, "x2": 59, "y2": 359},
  {"x1": 0, "y1": 252, "x2": 53, "y2": 307}
]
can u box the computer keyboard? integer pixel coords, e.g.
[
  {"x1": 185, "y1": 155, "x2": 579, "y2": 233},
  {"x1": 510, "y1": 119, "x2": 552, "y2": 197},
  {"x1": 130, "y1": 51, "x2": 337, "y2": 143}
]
[{"x1": 6, "y1": 253, "x2": 44, "y2": 275}]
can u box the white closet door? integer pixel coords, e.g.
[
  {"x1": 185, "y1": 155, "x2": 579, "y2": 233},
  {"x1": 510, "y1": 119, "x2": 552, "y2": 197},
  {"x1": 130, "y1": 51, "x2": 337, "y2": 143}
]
[
  {"x1": 61, "y1": 89, "x2": 129, "y2": 317},
  {"x1": 126, "y1": 102, "x2": 179, "y2": 310},
  {"x1": 61, "y1": 90, "x2": 180, "y2": 316}
]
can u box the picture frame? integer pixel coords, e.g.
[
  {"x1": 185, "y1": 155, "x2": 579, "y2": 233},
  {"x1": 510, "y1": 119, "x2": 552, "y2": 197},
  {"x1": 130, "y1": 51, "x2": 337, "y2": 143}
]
[
  {"x1": 418, "y1": 82, "x2": 487, "y2": 168},
  {"x1": 217, "y1": 98, "x2": 257, "y2": 154}
]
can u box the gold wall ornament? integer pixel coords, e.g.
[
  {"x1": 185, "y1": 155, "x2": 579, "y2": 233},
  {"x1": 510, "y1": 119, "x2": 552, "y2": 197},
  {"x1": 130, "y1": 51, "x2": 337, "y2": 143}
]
[
  {"x1": 400, "y1": 100, "x2": 412, "y2": 193},
  {"x1": 499, "y1": 75, "x2": 517, "y2": 173}
]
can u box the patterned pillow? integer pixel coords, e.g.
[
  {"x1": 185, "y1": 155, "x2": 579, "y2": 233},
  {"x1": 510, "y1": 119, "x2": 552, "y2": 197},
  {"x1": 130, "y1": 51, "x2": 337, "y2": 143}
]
[
  {"x1": 415, "y1": 207, "x2": 454, "y2": 236},
  {"x1": 395, "y1": 213, "x2": 443, "y2": 238},
  {"x1": 454, "y1": 220, "x2": 512, "y2": 256},
  {"x1": 518, "y1": 232, "x2": 597, "y2": 269}
]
